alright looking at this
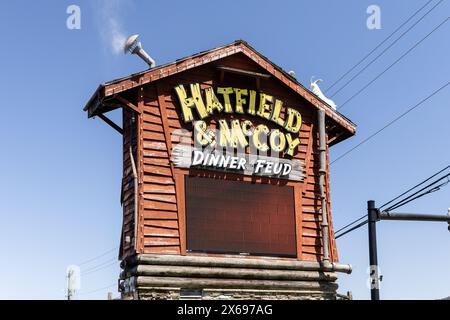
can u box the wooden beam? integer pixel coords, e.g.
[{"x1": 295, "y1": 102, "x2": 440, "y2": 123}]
[
  {"x1": 136, "y1": 276, "x2": 338, "y2": 291},
  {"x1": 116, "y1": 95, "x2": 141, "y2": 114},
  {"x1": 216, "y1": 65, "x2": 271, "y2": 79},
  {"x1": 129, "y1": 265, "x2": 338, "y2": 281},
  {"x1": 98, "y1": 113, "x2": 123, "y2": 134}
]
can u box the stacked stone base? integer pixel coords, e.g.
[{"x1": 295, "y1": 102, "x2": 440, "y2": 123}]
[
  {"x1": 133, "y1": 288, "x2": 337, "y2": 300},
  {"x1": 119, "y1": 254, "x2": 349, "y2": 300}
]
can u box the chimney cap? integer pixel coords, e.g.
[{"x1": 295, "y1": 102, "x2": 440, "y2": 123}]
[{"x1": 124, "y1": 34, "x2": 140, "y2": 54}]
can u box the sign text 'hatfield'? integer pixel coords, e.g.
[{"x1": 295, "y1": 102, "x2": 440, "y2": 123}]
[{"x1": 174, "y1": 83, "x2": 302, "y2": 156}]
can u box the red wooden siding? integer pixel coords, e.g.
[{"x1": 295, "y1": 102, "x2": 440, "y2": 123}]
[{"x1": 119, "y1": 53, "x2": 339, "y2": 262}]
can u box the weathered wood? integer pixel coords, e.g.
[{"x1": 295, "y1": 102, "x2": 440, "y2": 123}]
[
  {"x1": 145, "y1": 220, "x2": 179, "y2": 229},
  {"x1": 143, "y1": 246, "x2": 181, "y2": 254},
  {"x1": 103, "y1": 42, "x2": 355, "y2": 264},
  {"x1": 128, "y1": 254, "x2": 351, "y2": 273},
  {"x1": 136, "y1": 276, "x2": 338, "y2": 291},
  {"x1": 143, "y1": 193, "x2": 177, "y2": 203},
  {"x1": 129, "y1": 264, "x2": 337, "y2": 281},
  {"x1": 144, "y1": 226, "x2": 180, "y2": 237},
  {"x1": 144, "y1": 237, "x2": 180, "y2": 246},
  {"x1": 171, "y1": 145, "x2": 304, "y2": 182},
  {"x1": 175, "y1": 173, "x2": 187, "y2": 255},
  {"x1": 117, "y1": 95, "x2": 140, "y2": 114},
  {"x1": 143, "y1": 200, "x2": 177, "y2": 211},
  {"x1": 143, "y1": 183, "x2": 176, "y2": 194}
]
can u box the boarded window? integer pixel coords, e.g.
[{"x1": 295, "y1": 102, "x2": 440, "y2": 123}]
[{"x1": 185, "y1": 176, "x2": 297, "y2": 257}]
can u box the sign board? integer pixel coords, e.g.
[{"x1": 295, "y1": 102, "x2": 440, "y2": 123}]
[{"x1": 172, "y1": 83, "x2": 305, "y2": 181}]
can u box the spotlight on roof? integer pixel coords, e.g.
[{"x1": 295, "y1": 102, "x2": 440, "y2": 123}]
[
  {"x1": 124, "y1": 34, "x2": 156, "y2": 68},
  {"x1": 288, "y1": 70, "x2": 296, "y2": 79}
]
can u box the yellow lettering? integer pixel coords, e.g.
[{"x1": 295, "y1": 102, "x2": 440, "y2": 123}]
[
  {"x1": 285, "y1": 133, "x2": 300, "y2": 156},
  {"x1": 271, "y1": 99, "x2": 286, "y2": 127},
  {"x1": 217, "y1": 87, "x2": 234, "y2": 113},
  {"x1": 218, "y1": 119, "x2": 248, "y2": 149},
  {"x1": 248, "y1": 90, "x2": 257, "y2": 115},
  {"x1": 284, "y1": 108, "x2": 302, "y2": 133},
  {"x1": 257, "y1": 93, "x2": 273, "y2": 119},
  {"x1": 204, "y1": 87, "x2": 224, "y2": 115},
  {"x1": 252, "y1": 124, "x2": 270, "y2": 152},
  {"x1": 269, "y1": 129, "x2": 286, "y2": 153},
  {"x1": 174, "y1": 83, "x2": 208, "y2": 122},
  {"x1": 174, "y1": 84, "x2": 194, "y2": 122},
  {"x1": 241, "y1": 120, "x2": 254, "y2": 136},
  {"x1": 194, "y1": 121, "x2": 215, "y2": 146},
  {"x1": 233, "y1": 88, "x2": 248, "y2": 114}
]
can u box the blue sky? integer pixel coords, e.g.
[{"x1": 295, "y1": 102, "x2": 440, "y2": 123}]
[{"x1": 0, "y1": 0, "x2": 448, "y2": 300}]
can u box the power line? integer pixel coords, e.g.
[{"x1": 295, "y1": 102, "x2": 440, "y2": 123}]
[
  {"x1": 325, "y1": 0, "x2": 435, "y2": 93},
  {"x1": 385, "y1": 173, "x2": 450, "y2": 211},
  {"x1": 335, "y1": 220, "x2": 368, "y2": 239},
  {"x1": 330, "y1": 81, "x2": 450, "y2": 165},
  {"x1": 334, "y1": 215, "x2": 366, "y2": 234},
  {"x1": 336, "y1": 166, "x2": 450, "y2": 239},
  {"x1": 77, "y1": 283, "x2": 117, "y2": 296},
  {"x1": 82, "y1": 261, "x2": 118, "y2": 276},
  {"x1": 81, "y1": 257, "x2": 117, "y2": 275},
  {"x1": 338, "y1": 17, "x2": 449, "y2": 111},
  {"x1": 379, "y1": 164, "x2": 450, "y2": 210},
  {"x1": 77, "y1": 246, "x2": 118, "y2": 266},
  {"x1": 329, "y1": 0, "x2": 444, "y2": 98}
]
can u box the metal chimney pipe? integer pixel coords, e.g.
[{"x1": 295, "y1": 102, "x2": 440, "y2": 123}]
[{"x1": 124, "y1": 34, "x2": 156, "y2": 68}]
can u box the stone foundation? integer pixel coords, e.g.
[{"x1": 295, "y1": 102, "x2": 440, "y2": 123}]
[{"x1": 134, "y1": 287, "x2": 338, "y2": 300}]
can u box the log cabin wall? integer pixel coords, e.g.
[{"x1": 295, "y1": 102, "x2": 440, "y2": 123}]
[{"x1": 132, "y1": 52, "x2": 338, "y2": 263}]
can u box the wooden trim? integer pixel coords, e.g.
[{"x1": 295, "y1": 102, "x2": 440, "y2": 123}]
[
  {"x1": 301, "y1": 123, "x2": 315, "y2": 195},
  {"x1": 175, "y1": 173, "x2": 186, "y2": 255},
  {"x1": 294, "y1": 184, "x2": 303, "y2": 260},
  {"x1": 187, "y1": 252, "x2": 299, "y2": 261},
  {"x1": 98, "y1": 113, "x2": 123, "y2": 134},
  {"x1": 117, "y1": 95, "x2": 141, "y2": 114},
  {"x1": 137, "y1": 88, "x2": 145, "y2": 253},
  {"x1": 216, "y1": 65, "x2": 271, "y2": 79},
  {"x1": 93, "y1": 41, "x2": 355, "y2": 137},
  {"x1": 156, "y1": 84, "x2": 175, "y2": 176},
  {"x1": 325, "y1": 133, "x2": 337, "y2": 262}
]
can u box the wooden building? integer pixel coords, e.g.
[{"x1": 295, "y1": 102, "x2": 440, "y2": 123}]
[{"x1": 84, "y1": 40, "x2": 356, "y2": 300}]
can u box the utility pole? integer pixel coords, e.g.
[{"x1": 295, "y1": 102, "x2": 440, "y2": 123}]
[
  {"x1": 367, "y1": 200, "x2": 380, "y2": 300},
  {"x1": 67, "y1": 269, "x2": 74, "y2": 300},
  {"x1": 366, "y1": 201, "x2": 450, "y2": 300}
]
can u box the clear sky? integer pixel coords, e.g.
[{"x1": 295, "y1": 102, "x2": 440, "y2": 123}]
[{"x1": 0, "y1": 0, "x2": 448, "y2": 300}]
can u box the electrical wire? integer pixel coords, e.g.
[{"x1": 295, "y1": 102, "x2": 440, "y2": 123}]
[
  {"x1": 77, "y1": 283, "x2": 117, "y2": 296},
  {"x1": 330, "y1": 81, "x2": 450, "y2": 165},
  {"x1": 81, "y1": 257, "x2": 118, "y2": 276},
  {"x1": 77, "y1": 246, "x2": 118, "y2": 266},
  {"x1": 335, "y1": 220, "x2": 368, "y2": 239},
  {"x1": 329, "y1": 0, "x2": 444, "y2": 98},
  {"x1": 379, "y1": 165, "x2": 450, "y2": 210},
  {"x1": 325, "y1": 0, "x2": 435, "y2": 93},
  {"x1": 384, "y1": 174, "x2": 450, "y2": 212},
  {"x1": 334, "y1": 215, "x2": 366, "y2": 234},
  {"x1": 338, "y1": 17, "x2": 449, "y2": 111}
]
